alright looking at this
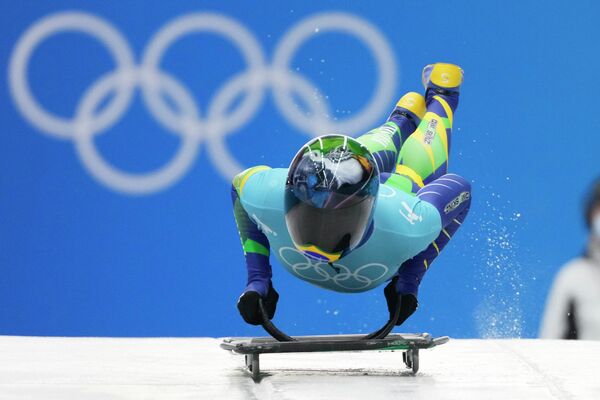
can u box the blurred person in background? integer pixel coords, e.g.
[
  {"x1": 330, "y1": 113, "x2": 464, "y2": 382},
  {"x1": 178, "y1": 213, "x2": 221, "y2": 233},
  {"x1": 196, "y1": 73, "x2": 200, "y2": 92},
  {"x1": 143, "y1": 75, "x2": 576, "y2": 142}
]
[{"x1": 540, "y1": 178, "x2": 600, "y2": 339}]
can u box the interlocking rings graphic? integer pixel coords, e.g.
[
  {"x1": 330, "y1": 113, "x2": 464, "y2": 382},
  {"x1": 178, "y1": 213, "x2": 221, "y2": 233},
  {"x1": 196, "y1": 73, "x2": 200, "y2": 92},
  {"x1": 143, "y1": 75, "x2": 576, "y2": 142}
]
[
  {"x1": 8, "y1": 11, "x2": 397, "y2": 194},
  {"x1": 278, "y1": 246, "x2": 389, "y2": 291}
]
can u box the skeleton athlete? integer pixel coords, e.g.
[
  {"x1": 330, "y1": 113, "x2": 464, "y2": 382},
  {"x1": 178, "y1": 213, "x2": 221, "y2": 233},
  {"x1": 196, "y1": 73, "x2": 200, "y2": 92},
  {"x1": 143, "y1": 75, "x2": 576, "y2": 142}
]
[{"x1": 231, "y1": 63, "x2": 472, "y2": 327}]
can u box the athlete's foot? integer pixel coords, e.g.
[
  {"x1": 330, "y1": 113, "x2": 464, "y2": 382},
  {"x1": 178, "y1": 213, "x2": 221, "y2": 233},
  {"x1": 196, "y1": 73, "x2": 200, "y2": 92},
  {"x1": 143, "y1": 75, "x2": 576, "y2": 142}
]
[
  {"x1": 422, "y1": 63, "x2": 464, "y2": 95},
  {"x1": 387, "y1": 92, "x2": 426, "y2": 125}
]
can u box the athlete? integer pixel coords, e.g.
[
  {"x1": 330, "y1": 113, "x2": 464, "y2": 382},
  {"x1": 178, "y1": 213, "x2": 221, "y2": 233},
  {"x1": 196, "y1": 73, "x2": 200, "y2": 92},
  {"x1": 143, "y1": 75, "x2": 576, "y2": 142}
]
[{"x1": 231, "y1": 63, "x2": 472, "y2": 328}]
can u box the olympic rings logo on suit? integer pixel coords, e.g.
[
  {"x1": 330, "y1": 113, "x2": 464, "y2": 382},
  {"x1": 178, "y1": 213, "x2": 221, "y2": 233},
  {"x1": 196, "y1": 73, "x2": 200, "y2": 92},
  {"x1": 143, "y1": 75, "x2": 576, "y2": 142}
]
[
  {"x1": 8, "y1": 11, "x2": 397, "y2": 195},
  {"x1": 278, "y1": 247, "x2": 389, "y2": 291}
]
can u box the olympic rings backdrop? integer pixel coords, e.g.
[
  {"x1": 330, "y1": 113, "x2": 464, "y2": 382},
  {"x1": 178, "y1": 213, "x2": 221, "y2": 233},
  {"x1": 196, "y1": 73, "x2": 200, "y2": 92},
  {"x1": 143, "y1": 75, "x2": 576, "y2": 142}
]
[{"x1": 2, "y1": 1, "x2": 600, "y2": 338}]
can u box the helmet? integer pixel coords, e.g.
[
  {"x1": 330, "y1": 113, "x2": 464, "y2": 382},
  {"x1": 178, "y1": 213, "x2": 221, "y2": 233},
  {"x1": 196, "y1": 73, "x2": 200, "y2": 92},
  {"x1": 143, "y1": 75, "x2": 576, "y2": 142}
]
[{"x1": 285, "y1": 134, "x2": 379, "y2": 262}]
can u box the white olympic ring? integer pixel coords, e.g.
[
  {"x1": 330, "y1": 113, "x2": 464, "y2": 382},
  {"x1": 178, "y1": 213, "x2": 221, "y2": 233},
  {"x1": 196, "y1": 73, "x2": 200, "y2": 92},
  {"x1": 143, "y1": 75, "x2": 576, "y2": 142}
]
[
  {"x1": 278, "y1": 246, "x2": 389, "y2": 291},
  {"x1": 8, "y1": 11, "x2": 397, "y2": 195},
  {"x1": 74, "y1": 69, "x2": 201, "y2": 193},
  {"x1": 9, "y1": 12, "x2": 136, "y2": 139}
]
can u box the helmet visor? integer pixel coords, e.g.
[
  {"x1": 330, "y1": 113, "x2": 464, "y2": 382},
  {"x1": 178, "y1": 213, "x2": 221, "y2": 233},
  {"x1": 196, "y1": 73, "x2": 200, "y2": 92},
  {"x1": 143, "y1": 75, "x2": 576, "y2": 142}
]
[{"x1": 285, "y1": 191, "x2": 375, "y2": 255}]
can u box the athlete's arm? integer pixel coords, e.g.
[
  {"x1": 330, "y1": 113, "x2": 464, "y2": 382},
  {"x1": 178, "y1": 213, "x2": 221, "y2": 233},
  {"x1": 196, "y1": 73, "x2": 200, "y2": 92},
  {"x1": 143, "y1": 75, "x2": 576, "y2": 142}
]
[
  {"x1": 231, "y1": 167, "x2": 278, "y2": 324},
  {"x1": 231, "y1": 181, "x2": 272, "y2": 296},
  {"x1": 384, "y1": 173, "x2": 471, "y2": 325},
  {"x1": 395, "y1": 173, "x2": 472, "y2": 296}
]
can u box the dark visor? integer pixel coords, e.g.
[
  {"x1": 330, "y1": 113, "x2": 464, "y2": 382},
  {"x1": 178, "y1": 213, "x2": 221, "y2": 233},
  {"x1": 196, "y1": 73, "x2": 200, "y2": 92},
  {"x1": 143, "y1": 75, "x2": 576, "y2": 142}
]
[{"x1": 285, "y1": 191, "x2": 375, "y2": 254}]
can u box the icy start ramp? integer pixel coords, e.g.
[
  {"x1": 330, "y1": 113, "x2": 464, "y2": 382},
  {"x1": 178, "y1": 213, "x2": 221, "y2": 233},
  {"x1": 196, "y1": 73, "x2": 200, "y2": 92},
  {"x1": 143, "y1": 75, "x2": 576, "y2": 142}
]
[{"x1": 0, "y1": 336, "x2": 599, "y2": 400}]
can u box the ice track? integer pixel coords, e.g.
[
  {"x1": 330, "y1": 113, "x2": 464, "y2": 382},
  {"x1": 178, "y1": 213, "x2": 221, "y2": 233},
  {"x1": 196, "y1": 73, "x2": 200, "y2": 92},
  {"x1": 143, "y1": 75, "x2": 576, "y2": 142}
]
[{"x1": 1, "y1": 336, "x2": 599, "y2": 399}]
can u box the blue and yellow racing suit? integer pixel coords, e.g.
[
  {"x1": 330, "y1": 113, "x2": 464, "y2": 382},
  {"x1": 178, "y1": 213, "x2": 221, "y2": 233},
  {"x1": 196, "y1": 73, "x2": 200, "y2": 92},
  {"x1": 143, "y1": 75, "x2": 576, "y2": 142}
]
[{"x1": 231, "y1": 63, "x2": 471, "y2": 298}]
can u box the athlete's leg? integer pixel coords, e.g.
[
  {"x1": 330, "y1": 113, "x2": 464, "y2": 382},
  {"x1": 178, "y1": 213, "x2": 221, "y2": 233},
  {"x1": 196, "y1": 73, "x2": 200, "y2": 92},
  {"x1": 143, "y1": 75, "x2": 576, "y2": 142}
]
[
  {"x1": 356, "y1": 92, "x2": 425, "y2": 174},
  {"x1": 396, "y1": 63, "x2": 463, "y2": 186}
]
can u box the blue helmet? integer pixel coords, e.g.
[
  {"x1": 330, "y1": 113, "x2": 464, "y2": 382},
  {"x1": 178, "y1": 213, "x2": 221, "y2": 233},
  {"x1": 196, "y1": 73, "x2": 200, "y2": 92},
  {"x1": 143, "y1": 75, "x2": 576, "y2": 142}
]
[{"x1": 284, "y1": 135, "x2": 379, "y2": 262}]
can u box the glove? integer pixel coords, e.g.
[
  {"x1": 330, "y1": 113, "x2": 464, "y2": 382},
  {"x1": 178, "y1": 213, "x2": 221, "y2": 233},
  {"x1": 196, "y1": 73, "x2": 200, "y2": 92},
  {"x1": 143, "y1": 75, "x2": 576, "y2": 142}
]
[
  {"x1": 384, "y1": 277, "x2": 418, "y2": 326},
  {"x1": 237, "y1": 283, "x2": 279, "y2": 325}
]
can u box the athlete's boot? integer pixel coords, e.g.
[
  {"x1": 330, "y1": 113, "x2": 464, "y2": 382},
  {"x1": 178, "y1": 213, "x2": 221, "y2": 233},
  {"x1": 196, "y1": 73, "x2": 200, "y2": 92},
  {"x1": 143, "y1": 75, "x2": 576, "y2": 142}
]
[
  {"x1": 422, "y1": 63, "x2": 464, "y2": 95},
  {"x1": 387, "y1": 92, "x2": 426, "y2": 125}
]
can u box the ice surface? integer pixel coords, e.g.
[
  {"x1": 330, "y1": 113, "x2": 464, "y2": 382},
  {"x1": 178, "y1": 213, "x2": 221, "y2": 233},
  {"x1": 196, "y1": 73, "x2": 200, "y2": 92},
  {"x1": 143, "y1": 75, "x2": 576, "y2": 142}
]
[{"x1": 1, "y1": 336, "x2": 599, "y2": 399}]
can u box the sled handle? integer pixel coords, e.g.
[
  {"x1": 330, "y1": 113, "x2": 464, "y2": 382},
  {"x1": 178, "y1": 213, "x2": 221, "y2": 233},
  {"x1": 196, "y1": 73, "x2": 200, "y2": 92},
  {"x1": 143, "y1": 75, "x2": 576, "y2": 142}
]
[
  {"x1": 258, "y1": 296, "x2": 400, "y2": 342},
  {"x1": 361, "y1": 296, "x2": 401, "y2": 340},
  {"x1": 259, "y1": 298, "x2": 297, "y2": 342}
]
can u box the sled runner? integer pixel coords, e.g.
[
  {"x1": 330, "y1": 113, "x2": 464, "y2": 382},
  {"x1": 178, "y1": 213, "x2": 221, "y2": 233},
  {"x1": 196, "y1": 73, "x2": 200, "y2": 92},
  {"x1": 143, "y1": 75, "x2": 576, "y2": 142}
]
[{"x1": 221, "y1": 299, "x2": 449, "y2": 379}]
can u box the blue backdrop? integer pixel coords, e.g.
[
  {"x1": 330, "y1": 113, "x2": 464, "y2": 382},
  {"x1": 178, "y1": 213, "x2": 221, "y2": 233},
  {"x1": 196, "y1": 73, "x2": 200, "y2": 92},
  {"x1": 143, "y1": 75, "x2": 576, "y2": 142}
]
[{"x1": 1, "y1": 0, "x2": 599, "y2": 338}]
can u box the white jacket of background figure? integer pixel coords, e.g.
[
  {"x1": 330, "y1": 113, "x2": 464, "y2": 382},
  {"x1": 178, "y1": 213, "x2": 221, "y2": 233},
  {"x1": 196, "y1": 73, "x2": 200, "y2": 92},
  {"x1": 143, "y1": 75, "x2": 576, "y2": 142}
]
[{"x1": 540, "y1": 257, "x2": 600, "y2": 340}]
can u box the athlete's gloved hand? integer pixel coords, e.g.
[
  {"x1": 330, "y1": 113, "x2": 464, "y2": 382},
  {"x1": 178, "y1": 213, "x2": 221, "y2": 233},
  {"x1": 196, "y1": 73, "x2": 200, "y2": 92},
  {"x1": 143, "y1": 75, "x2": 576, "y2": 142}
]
[
  {"x1": 384, "y1": 278, "x2": 418, "y2": 326},
  {"x1": 237, "y1": 283, "x2": 279, "y2": 325}
]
